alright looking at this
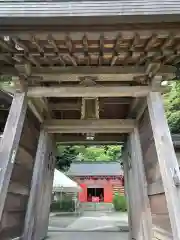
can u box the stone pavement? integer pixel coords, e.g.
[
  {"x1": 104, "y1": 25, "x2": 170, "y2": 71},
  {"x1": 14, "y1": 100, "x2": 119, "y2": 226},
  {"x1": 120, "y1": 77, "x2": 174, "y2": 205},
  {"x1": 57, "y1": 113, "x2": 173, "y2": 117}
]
[
  {"x1": 48, "y1": 211, "x2": 128, "y2": 232},
  {"x1": 48, "y1": 231, "x2": 129, "y2": 240},
  {"x1": 48, "y1": 211, "x2": 129, "y2": 239}
]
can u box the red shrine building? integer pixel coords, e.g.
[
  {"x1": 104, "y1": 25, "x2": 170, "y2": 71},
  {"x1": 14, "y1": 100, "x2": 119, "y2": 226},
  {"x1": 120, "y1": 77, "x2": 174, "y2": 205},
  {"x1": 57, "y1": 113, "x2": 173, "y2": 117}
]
[{"x1": 67, "y1": 161, "x2": 124, "y2": 203}]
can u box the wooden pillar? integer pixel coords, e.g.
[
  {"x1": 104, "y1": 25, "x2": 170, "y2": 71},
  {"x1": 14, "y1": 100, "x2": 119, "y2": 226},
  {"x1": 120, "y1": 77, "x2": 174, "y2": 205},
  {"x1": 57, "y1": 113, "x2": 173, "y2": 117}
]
[
  {"x1": 123, "y1": 149, "x2": 133, "y2": 240},
  {"x1": 0, "y1": 92, "x2": 27, "y2": 220},
  {"x1": 147, "y1": 92, "x2": 180, "y2": 239},
  {"x1": 23, "y1": 130, "x2": 55, "y2": 240},
  {"x1": 35, "y1": 135, "x2": 56, "y2": 240},
  {"x1": 129, "y1": 128, "x2": 152, "y2": 240}
]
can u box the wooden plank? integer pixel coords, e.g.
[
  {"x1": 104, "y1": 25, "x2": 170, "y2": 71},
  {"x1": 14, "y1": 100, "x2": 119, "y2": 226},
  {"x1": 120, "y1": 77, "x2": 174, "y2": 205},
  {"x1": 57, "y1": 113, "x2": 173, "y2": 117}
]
[
  {"x1": 20, "y1": 118, "x2": 39, "y2": 155},
  {"x1": 16, "y1": 146, "x2": 34, "y2": 170},
  {"x1": 4, "y1": 193, "x2": 28, "y2": 212},
  {"x1": 44, "y1": 119, "x2": 135, "y2": 133},
  {"x1": 8, "y1": 182, "x2": 29, "y2": 196},
  {"x1": 28, "y1": 74, "x2": 163, "y2": 83},
  {"x1": 54, "y1": 133, "x2": 124, "y2": 144},
  {"x1": 34, "y1": 136, "x2": 55, "y2": 240},
  {"x1": 1, "y1": 65, "x2": 175, "y2": 76},
  {"x1": 147, "y1": 92, "x2": 180, "y2": 239},
  {"x1": 11, "y1": 164, "x2": 32, "y2": 186},
  {"x1": 27, "y1": 86, "x2": 157, "y2": 98},
  {"x1": 22, "y1": 130, "x2": 49, "y2": 240},
  {"x1": 28, "y1": 99, "x2": 43, "y2": 123},
  {"x1": 0, "y1": 211, "x2": 25, "y2": 233},
  {"x1": 148, "y1": 181, "x2": 164, "y2": 196},
  {"x1": 0, "y1": 92, "x2": 27, "y2": 220},
  {"x1": 153, "y1": 226, "x2": 173, "y2": 240},
  {"x1": 130, "y1": 128, "x2": 153, "y2": 240}
]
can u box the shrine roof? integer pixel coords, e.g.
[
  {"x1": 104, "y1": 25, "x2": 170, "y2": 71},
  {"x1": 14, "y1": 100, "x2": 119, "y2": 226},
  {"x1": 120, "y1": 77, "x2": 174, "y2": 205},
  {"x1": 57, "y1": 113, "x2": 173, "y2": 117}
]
[{"x1": 67, "y1": 161, "x2": 123, "y2": 176}]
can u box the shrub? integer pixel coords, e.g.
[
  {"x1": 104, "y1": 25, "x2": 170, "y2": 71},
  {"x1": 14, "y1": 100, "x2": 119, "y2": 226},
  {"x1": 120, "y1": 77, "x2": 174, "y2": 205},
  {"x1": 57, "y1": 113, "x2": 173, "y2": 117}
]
[
  {"x1": 112, "y1": 193, "x2": 127, "y2": 212},
  {"x1": 50, "y1": 195, "x2": 75, "y2": 212}
]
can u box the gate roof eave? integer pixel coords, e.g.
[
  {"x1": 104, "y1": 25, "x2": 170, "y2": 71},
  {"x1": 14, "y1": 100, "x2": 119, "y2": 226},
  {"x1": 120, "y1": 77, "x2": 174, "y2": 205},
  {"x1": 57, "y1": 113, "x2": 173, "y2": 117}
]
[{"x1": 1, "y1": 0, "x2": 180, "y2": 28}]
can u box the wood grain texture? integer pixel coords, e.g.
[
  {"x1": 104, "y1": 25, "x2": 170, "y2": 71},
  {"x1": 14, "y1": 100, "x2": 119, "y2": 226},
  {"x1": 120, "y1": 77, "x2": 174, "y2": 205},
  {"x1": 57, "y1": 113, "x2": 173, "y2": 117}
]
[
  {"x1": 22, "y1": 130, "x2": 49, "y2": 240},
  {"x1": 129, "y1": 128, "x2": 153, "y2": 239},
  {"x1": 43, "y1": 119, "x2": 135, "y2": 134},
  {"x1": 147, "y1": 92, "x2": 180, "y2": 239},
  {"x1": 27, "y1": 86, "x2": 156, "y2": 98},
  {"x1": 0, "y1": 92, "x2": 27, "y2": 220}
]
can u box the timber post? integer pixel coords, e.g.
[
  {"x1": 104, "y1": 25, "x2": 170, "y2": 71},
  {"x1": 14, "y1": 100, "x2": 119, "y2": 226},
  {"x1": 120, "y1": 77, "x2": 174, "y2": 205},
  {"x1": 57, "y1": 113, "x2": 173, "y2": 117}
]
[
  {"x1": 23, "y1": 130, "x2": 56, "y2": 240},
  {"x1": 0, "y1": 91, "x2": 27, "y2": 220},
  {"x1": 123, "y1": 149, "x2": 133, "y2": 240},
  {"x1": 147, "y1": 91, "x2": 180, "y2": 240},
  {"x1": 129, "y1": 128, "x2": 152, "y2": 240}
]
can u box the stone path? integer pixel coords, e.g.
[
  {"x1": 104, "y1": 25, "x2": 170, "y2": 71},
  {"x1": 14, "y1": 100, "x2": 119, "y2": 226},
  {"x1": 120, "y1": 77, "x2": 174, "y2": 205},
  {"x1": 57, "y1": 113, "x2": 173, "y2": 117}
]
[
  {"x1": 48, "y1": 211, "x2": 129, "y2": 239},
  {"x1": 48, "y1": 231, "x2": 129, "y2": 240}
]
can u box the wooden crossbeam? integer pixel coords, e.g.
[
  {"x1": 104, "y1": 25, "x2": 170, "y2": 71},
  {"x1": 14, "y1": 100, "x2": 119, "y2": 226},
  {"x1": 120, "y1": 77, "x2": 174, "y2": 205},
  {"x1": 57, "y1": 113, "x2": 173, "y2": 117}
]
[
  {"x1": 18, "y1": 65, "x2": 175, "y2": 74},
  {"x1": 28, "y1": 73, "x2": 146, "y2": 82},
  {"x1": 27, "y1": 86, "x2": 158, "y2": 98},
  {"x1": 43, "y1": 119, "x2": 135, "y2": 133},
  {"x1": 54, "y1": 134, "x2": 124, "y2": 144},
  {"x1": 0, "y1": 65, "x2": 175, "y2": 78}
]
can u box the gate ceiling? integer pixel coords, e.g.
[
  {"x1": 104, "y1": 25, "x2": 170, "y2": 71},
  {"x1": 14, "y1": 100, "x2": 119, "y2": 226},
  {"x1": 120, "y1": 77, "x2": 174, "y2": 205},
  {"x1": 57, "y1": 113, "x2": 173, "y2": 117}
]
[{"x1": 0, "y1": 2, "x2": 179, "y2": 143}]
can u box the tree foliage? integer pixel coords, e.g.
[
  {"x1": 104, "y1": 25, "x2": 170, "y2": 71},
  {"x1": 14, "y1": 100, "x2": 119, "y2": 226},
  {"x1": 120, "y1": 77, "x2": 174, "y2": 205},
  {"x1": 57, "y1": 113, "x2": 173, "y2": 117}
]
[
  {"x1": 164, "y1": 81, "x2": 180, "y2": 134},
  {"x1": 56, "y1": 145, "x2": 122, "y2": 171}
]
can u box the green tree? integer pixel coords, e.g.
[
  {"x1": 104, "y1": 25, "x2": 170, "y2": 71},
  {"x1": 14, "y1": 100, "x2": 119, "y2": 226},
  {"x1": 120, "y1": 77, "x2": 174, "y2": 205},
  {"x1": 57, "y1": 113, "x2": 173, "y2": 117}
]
[
  {"x1": 164, "y1": 81, "x2": 180, "y2": 133},
  {"x1": 55, "y1": 144, "x2": 122, "y2": 171},
  {"x1": 56, "y1": 145, "x2": 78, "y2": 171}
]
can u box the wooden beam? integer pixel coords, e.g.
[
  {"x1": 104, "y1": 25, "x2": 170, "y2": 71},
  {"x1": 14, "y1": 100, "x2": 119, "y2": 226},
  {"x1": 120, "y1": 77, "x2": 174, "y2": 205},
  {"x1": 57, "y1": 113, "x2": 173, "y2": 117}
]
[
  {"x1": 43, "y1": 119, "x2": 135, "y2": 133},
  {"x1": 0, "y1": 92, "x2": 27, "y2": 220},
  {"x1": 25, "y1": 65, "x2": 175, "y2": 74},
  {"x1": 124, "y1": 142, "x2": 137, "y2": 239},
  {"x1": 148, "y1": 180, "x2": 164, "y2": 196},
  {"x1": 147, "y1": 91, "x2": 180, "y2": 239},
  {"x1": 129, "y1": 128, "x2": 153, "y2": 239},
  {"x1": 1, "y1": 65, "x2": 175, "y2": 76},
  {"x1": 23, "y1": 130, "x2": 49, "y2": 240},
  {"x1": 27, "y1": 86, "x2": 157, "y2": 98},
  {"x1": 33, "y1": 134, "x2": 55, "y2": 240},
  {"x1": 28, "y1": 73, "x2": 143, "y2": 82},
  {"x1": 54, "y1": 134, "x2": 125, "y2": 144}
]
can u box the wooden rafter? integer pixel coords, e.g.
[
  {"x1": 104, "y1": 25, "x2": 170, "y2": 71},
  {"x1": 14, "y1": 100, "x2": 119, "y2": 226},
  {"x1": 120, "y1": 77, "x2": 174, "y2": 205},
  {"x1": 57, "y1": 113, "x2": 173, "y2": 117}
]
[
  {"x1": 31, "y1": 35, "x2": 51, "y2": 65},
  {"x1": 82, "y1": 35, "x2": 90, "y2": 65},
  {"x1": 98, "y1": 34, "x2": 104, "y2": 66},
  {"x1": 65, "y1": 35, "x2": 77, "y2": 66},
  {"x1": 0, "y1": 37, "x2": 16, "y2": 52},
  {"x1": 47, "y1": 34, "x2": 66, "y2": 66},
  {"x1": 111, "y1": 34, "x2": 121, "y2": 66},
  {"x1": 11, "y1": 37, "x2": 40, "y2": 68},
  {"x1": 144, "y1": 33, "x2": 157, "y2": 51}
]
